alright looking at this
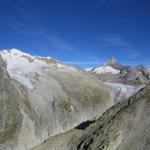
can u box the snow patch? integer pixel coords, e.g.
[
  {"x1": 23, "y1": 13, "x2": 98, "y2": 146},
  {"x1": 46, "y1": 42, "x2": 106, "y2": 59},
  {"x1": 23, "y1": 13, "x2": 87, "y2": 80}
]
[{"x1": 93, "y1": 66, "x2": 120, "y2": 75}]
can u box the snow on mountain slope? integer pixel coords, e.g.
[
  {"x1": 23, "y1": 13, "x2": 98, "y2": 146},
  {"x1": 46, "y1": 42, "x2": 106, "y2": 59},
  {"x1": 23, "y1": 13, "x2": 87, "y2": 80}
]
[
  {"x1": 0, "y1": 49, "x2": 48, "y2": 89},
  {"x1": 0, "y1": 49, "x2": 76, "y2": 89},
  {"x1": 92, "y1": 66, "x2": 120, "y2": 75}
]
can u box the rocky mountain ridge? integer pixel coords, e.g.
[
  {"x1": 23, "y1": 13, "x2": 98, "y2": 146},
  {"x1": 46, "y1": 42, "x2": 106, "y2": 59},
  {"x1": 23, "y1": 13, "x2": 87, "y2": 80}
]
[{"x1": 89, "y1": 57, "x2": 150, "y2": 85}]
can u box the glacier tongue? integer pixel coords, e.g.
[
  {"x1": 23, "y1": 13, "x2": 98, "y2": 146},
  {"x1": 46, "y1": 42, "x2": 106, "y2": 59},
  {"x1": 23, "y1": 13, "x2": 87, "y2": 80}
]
[{"x1": 105, "y1": 82, "x2": 144, "y2": 102}]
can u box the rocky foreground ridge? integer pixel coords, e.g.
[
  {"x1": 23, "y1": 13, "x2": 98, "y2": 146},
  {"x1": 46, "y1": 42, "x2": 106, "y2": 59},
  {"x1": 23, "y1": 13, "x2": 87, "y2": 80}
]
[{"x1": 33, "y1": 84, "x2": 150, "y2": 150}]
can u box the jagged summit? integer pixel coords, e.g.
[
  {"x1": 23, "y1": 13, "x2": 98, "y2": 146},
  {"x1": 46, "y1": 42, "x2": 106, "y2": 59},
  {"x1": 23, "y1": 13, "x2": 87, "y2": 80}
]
[
  {"x1": 105, "y1": 56, "x2": 118, "y2": 66},
  {"x1": 104, "y1": 57, "x2": 123, "y2": 70},
  {"x1": 88, "y1": 55, "x2": 150, "y2": 85},
  {"x1": 90, "y1": 57, "x2": 121, "y2": 75}
]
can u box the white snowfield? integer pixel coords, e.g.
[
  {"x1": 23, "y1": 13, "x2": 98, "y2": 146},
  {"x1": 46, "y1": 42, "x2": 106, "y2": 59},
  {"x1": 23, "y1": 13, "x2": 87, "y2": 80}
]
[
  {"x1": 0, "y1": 49, "x2": 76, "y2": 89},
  {"x1": 85, "y1": 68, "x2": 93, "y2": 71},
  {"x1": 0, "y1": 49, "x2": 49, "y2": 89},
  {"x1": 93, "y1": 66, "x2": 120, "y2": 75}
]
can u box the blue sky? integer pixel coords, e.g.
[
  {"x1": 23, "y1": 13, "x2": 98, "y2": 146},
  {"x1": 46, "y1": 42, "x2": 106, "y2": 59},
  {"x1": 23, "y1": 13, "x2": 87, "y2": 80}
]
[{"x1": 0, "y1": 0, "x2": 150, "y2": 68}]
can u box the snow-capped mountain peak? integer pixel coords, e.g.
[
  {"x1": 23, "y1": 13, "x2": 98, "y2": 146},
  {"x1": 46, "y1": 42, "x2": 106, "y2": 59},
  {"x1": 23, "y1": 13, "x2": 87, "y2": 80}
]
[
  {"x1": 2, "y1": 48, "x2": 33, "y2": 57},
  {"x1": 0, "y1": 48, "x2": 78, "y2": 89},
  {"x1": 92, "y1": 66, "x2": 120, "y2": 75},
  {"x1": 86, "y1": 57, "x2": 123, "y2": 75},
  {"x1": 0, "y1": 49, "x2": 49, "y2": 89}
]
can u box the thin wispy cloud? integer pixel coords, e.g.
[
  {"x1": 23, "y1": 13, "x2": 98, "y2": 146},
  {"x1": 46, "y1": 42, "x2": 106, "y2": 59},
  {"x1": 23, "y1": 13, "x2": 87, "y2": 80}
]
[
  {"x1": 0, "y1": 0, "x2": 76, "y2": 53},
  {"x1": 1, "y1": 0, "x2": 149, "y2": 68},
  {"x1": 93, "y1": 34, "x2": 140, "y2": 61},
  {"x1": 128, "y1": 50, "x2": 140, "y2": 59},
  {"x1": 104, "y1": 37, "x2": 128, "y2": 47},
  {"x1": 94, "y1": 35, "x2": 128, "y2": 47}
]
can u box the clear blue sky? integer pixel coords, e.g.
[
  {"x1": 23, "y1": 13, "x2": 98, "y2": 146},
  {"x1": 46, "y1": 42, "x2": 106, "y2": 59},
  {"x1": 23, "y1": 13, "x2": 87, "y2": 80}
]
[{"x1": 0, "y1": 0, "x2": 150, "y2": 68}]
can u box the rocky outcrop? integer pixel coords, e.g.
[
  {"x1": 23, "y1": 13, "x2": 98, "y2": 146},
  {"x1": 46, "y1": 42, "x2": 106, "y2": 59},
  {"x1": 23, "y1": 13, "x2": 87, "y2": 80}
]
[
  {"x1": 119, "y1": 64, "x2": 150, "y2": 85},
  {"x1": 104, "y1": 57, "x2": 123, "y2": 70},
  {"x1": 33, "y1": 85, "x2": 150, "y2": 150}
]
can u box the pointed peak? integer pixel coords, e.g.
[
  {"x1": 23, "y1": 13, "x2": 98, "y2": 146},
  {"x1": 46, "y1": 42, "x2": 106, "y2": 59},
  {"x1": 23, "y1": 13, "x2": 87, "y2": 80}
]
[
  {"x1": 105, "y1": 57, "x2": 118, "y2": 66},
  {"x1": 103, "y1": 57, "x2": 123, "y2": 70}
]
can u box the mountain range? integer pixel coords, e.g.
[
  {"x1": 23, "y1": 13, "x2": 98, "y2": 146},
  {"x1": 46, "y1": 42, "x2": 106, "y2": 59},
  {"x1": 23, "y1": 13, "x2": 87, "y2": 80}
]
[
  {"x1": 0, "y1": 49, "x2": 149, "y2": 150},
  {"x1": 88, "y1": 57, "x2": 150, "y2": 85}
]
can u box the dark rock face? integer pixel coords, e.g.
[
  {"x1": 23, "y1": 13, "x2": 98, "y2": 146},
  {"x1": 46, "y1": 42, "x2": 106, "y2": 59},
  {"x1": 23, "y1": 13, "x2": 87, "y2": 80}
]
[
  {"x1": 119, "y1": 65, "x2": 150, "y2": 85},
  {"x1": 105, "y1": 57, "x2": 123, "y2": 70}
]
